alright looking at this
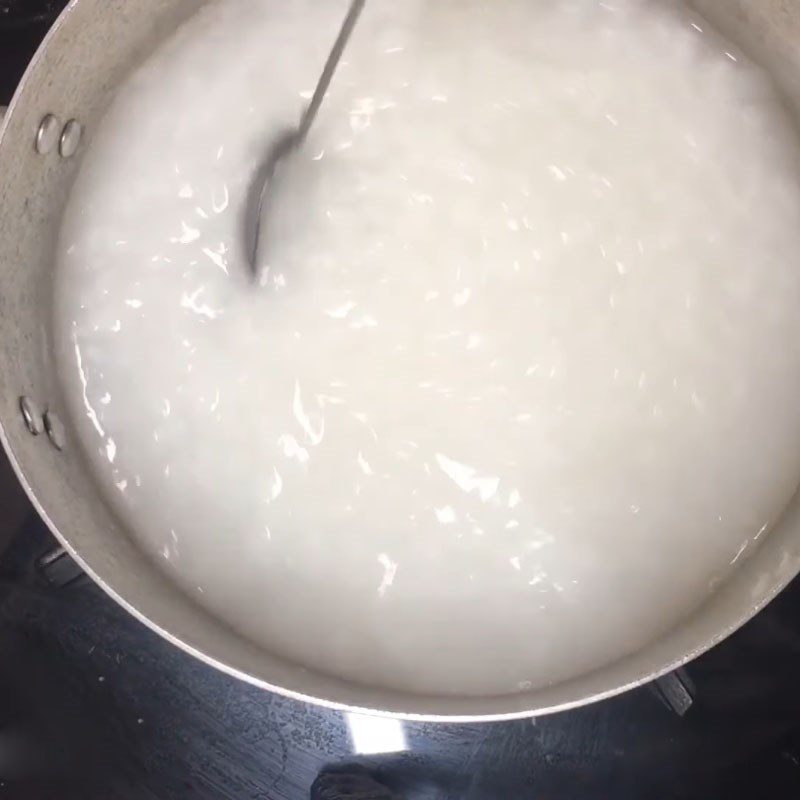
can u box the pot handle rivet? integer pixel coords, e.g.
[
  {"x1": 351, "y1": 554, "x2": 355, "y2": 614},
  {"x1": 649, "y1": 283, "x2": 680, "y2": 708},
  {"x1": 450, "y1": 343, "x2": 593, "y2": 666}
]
[
  {"x1": 19, "y1": 395, "x2": 43, "y2": 436},
  {"x1": 35, "y1": 113, "x2": 60, "y2": 155},
  {"x1": 43, "y1": 410, "x2": 66, "y2": 451},
  {"x1": 59, "y1": 119, "x2": 82, "y2": 158}
]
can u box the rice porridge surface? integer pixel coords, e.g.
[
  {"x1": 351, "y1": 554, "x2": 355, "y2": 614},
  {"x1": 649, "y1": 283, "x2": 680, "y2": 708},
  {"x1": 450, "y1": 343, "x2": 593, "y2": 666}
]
[{"x1": 55, "y1": 0, "x2": 800, "y2": 694}]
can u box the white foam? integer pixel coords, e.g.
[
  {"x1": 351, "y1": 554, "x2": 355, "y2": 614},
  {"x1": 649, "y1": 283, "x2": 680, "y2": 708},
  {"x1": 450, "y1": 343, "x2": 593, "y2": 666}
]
[{"x1": 55, "y1": 0, "x2": 800, "y2": 695}]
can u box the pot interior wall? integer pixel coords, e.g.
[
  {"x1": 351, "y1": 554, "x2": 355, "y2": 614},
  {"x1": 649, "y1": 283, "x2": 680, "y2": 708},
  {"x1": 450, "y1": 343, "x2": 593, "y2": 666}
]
[
  {"x1": 694, "y1": 0, "x2": 800, "y2": 121},
  {"x1": 0, "y1": 0, "x2": 799, "y2": 719}
]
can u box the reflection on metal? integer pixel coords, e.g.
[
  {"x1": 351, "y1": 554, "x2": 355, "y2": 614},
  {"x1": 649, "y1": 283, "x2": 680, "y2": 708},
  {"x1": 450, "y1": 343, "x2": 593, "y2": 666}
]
[
  {"x1": 43, "y1": 410, "x2": 66, "y2": 451},
  {"x1": 59, "y1": 118, "x2": 81, "y2": 157},
  {"x1": 346, "y1": 712, "x2": 407, "y2": 755},
  {"x1": 19, "y1": 396, "x2": 43, "y2": 435},
  {"x1": 35, "y1": 113, "x2": 59, "y2": 154}
]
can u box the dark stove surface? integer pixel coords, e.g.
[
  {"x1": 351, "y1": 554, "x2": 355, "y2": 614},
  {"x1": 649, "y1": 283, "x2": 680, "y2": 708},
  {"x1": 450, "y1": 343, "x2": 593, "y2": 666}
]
[
  {"x1": 0, "y1": 1, "x2": 62, "y2": 25},
  {"x1": 3, "y1": 6, "x2": 800, "y2": 799}
]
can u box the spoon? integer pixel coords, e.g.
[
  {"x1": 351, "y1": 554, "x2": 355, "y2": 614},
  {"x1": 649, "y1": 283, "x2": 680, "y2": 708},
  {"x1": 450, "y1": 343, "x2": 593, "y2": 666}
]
[{"x1": 247, "y1": 0, "x2": 368, "y2": 278}]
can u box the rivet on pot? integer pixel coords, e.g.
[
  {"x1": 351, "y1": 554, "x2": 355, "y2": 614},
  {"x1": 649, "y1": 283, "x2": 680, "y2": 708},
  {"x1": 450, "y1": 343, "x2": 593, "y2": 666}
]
[
  {"x1": 43, "y1": 410, "x2": 66, "y2": 451},
  {"x1": 59, "y1": 119, "x2": 82, "y2": 158},
  {"x1": 19, "y1": 396, "x2": 43, "y2": 436},
  {"x1": 35, "y1": 113, "x2": 60, "y2": 155}
]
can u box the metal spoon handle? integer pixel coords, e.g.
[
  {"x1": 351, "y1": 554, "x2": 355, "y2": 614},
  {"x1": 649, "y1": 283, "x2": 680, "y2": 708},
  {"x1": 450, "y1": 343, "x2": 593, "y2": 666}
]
[
  {"x1": 249, "y1": 0, "x2": 367, "y2": 276},
  {"x1": 297, "y1": 0, "x2": 367, "y2": 143}
]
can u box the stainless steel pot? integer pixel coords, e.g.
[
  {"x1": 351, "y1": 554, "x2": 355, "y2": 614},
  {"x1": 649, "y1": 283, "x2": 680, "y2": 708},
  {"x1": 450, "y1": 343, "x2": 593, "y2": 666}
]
[{"x1": 2, "y1": 0, "x2": 800, "y2": 721}]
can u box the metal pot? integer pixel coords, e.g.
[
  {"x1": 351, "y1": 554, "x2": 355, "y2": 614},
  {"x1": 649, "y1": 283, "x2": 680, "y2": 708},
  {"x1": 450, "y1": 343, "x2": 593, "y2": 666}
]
[{"x1": 1, "y1": 0, "x2": 800, "y2": 721}]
